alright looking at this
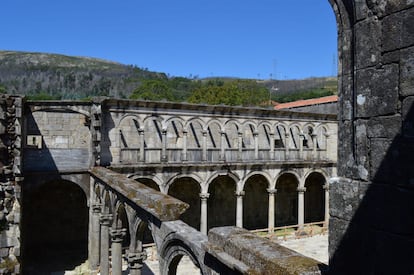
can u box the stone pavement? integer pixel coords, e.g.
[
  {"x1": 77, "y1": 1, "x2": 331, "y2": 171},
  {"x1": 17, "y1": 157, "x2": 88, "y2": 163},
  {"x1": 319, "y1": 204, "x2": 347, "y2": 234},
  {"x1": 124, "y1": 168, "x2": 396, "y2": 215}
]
[
  {"x1": 64, "y1": 234, "x2": 328, "y2": 274},
  {"x1": 278, "y1": 233, "x2": 328, "y2": 265}
]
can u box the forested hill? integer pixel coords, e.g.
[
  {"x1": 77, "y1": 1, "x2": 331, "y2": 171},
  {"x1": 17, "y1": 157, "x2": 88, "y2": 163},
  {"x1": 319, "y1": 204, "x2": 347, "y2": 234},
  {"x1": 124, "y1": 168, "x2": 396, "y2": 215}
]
[
  {"x1": 0, "y1": 50, "x2": 164, "y2": 99},
  {"x1": 0, "y1": 50, "x2": 336, "y2": 105}
]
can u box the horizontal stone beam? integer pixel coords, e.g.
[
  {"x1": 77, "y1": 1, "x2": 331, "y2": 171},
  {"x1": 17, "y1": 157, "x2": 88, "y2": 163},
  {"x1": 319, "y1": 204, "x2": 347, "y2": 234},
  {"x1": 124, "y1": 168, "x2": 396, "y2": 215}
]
[
  {"x1": 90, "y1": 167, "x2": 189, "y2": 221},
  {"x1": 204, "y1": 226, "x2": 326, "y2": 275}
]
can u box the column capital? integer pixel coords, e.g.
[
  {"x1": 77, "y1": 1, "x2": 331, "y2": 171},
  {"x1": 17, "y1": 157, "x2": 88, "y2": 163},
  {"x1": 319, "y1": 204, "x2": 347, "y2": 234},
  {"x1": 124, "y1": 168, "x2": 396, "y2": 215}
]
[
  {"x1": 128, "y1": 251, "x2": 147, "y2": 270},
  {"x1": 99, "y1": 214, "x2": 113, "y2": 226},
  {"x1": 323, "y1": 184, "x2": 330, "y2": 190},
  {"x1": 138, "y1": 128, "x2": 145, "y2": 134},
  {"x1": 267, "y1": 188, "x2": 277, "y2": 194},
  {"x1": 92, "y1": 203, "x2": 103, "y2": 214},
  {"x1": 199, "y1": 192, "x2": 210, "y2": 200},
  {"x1": 201, "y1": 130, "x2": 207, "y2": 136},
  {"x1": 235, "y1": 190, "x2": 245, "y2": 197},
  {"x1": 253, "y1": 131, "x2": 259, "y2": 137},
  {"x1": 110, "y1": 228, "x2": 127, "y2": 243},
  {"x1": 297, "y1": 187, "x2": 306, "y2": 193}
]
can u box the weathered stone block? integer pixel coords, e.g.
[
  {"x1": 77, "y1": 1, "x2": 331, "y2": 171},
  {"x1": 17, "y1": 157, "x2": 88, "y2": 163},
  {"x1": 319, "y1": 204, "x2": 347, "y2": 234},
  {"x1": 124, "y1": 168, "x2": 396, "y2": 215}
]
[
  {"x1": 367, "y1": 115, "x2": 402, "y2": 138},
  {"x1": 402, "y1": 96, "x2": 414, "y2": 136},
  {"x1": 329, "y1": 177, "x2": 362, "y2": 221},
  {"x1": 400, "y1": 47, "x2": 414, "y2": 97},
  {"x1": 355, "y1": 64, "x2": 399, "y2": 117},
  {"x1": 355, "y1": 17, "x2": 382, "y2": 69}
]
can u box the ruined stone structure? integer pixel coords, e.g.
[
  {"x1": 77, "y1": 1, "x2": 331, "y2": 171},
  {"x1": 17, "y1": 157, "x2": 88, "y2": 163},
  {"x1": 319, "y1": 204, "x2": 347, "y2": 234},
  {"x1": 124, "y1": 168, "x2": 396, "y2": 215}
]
[
  {"x1": 329, "y1": 0, "x2": 414, "y2": 274},
  {"x1": 0, "y1": 96, "x2": 336, "y2": 274},
  {"x1": 0, "y1": 0, "x2": 411, "y2": 274}
]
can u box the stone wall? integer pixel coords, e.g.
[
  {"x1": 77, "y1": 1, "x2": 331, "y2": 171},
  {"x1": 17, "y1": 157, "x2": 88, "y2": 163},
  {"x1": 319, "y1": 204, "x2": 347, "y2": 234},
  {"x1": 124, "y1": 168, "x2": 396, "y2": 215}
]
[
  {"x1": 0, "y1": 96, "x2": 22, "y2": 274},
  {"x1": 329, "y1": 0, "x2": 414, "y2": 273}
]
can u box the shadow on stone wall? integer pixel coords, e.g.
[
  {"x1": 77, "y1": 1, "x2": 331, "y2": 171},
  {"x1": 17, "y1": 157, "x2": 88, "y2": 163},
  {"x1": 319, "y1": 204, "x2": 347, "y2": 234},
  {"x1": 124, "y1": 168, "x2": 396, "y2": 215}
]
[{"x1": 329, "y1": 105, "x2": 414, "y2": 274}]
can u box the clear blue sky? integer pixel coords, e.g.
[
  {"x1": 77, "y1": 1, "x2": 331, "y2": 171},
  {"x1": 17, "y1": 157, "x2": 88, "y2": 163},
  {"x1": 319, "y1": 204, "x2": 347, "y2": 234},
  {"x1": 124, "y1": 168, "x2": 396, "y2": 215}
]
[{"x1": 1, "y1": 1, "x2": 337, "y2": 80}]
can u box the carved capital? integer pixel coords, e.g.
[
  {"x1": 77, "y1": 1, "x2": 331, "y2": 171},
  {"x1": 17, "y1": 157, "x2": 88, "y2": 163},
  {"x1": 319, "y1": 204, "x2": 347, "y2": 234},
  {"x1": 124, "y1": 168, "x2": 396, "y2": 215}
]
[
  {"x1": 323, "y1": 184, "x2": 330, "y2": 191},
  {"x1": 199, "y1": 193, "x2": 210, "y2": 200},
  {"x1": 99, "y1": 214, "x2": 113, "y2": 226},
  {"x1": 235, "y1": 190, "x2": 245, "y2": 197},
  {"x1": 92, "y1": 203, "x2": 103, "y2": 214},
  {"x1": 128, "y1": 251, "x2": 147, "y2": 269},
  {"x1": 110, "y1": 228, "x2": 127, "y2": 243},
  {"x1": 297, "y1": 187, "x2": 306, "y2": 193},
  {"x1": 267, "y1": 188, "x2": 277, "y2": 194}
]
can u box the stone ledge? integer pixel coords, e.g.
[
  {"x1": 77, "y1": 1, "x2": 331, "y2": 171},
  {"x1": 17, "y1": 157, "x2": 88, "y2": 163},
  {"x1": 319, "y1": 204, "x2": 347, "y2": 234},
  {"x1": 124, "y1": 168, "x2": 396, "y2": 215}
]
[
  {"x1": 204, "y1": 226, "x2": 326, "y2": 275},
  {"x1": 90, "y1": 167, "x2": 189, "y2": 221}
]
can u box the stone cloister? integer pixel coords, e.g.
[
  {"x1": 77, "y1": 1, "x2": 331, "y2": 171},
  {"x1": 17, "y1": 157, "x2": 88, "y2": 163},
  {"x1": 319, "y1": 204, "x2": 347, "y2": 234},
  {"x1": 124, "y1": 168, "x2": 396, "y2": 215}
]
[
  {"x1": 19, "y1": 99, "x2": 336, "y2": 274},
  {"x1": 0, "y1": 0, "x2": 413, "y2": 274}
]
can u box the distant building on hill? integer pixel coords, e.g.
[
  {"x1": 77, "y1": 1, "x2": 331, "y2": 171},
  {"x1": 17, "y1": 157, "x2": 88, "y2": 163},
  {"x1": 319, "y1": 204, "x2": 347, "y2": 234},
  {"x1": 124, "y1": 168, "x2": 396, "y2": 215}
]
[{"x1": 274, "y1": 95, "x2": 338, "y2": 115}]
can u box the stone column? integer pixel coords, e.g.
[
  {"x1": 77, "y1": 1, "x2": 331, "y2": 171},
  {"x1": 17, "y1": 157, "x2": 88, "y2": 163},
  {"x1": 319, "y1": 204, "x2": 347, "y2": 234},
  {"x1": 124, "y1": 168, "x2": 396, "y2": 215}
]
[
  {"x1": 235, "y1": 190, "x2": 245, "y2": 228},
  {"x1": 89, "y1": 203, "x2": 102, "y2": 270},
  {"x1": 299, "y1": 134, "x2": 304, "y2": 160},
  {"x1": 253, "y1": 131, "x2": 259, "y2": 160},
  {"x1": 202, "y1": 130, "x2": 207, "y2": 161},
  {"x1": 139, "y1": 128, "x2": 145, "y2": 162},
  {"x1": 182, "y1": 130, "x2": 188, "y2": 161},
  {"x1": 200, "y1": 192, "x2": 210, "y2": 234},
  {"x1": 128, "y1": 251, "x2": 148, "y2": 275},
  {"x1": 161, "y1": 129, "x2": 167, "y2": 162},
  {"x1": 269, "y1": 133, "x2": 275, "y2": 160},
  {"x1": 297, "y1": 187, "x2": 306, "y2": 229},
  {"x1": 220, "y1": 131, "x2": 226, "y2": 161},
  {"x1": 323, "y1": 184, "x2": 329, "y2": 227},
  {"x1": 237, "y1": 132, "x2": 243, "y2": 161},
  {"x1": 110, "y1": 228, "x2": 127, "y2": 275},
  {"x1": 311, "y1": 133, "x2": 318, "y2": 160},
  {"x1": 284, "y1": 134, "x2": 290, "y2": 160},
  {"x1": 99, "y1": 214, "x2": 113, "y2": 275},
  {"x1": 267, "y1": 189, "x2": 277, "y2": 233}
]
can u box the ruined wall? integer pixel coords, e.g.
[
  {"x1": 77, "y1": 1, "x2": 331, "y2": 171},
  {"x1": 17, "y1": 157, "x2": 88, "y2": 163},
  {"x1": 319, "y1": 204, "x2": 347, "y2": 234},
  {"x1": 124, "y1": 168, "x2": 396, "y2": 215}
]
[
  {"x1": 330, "y1": 0, "x2": 414, "y2": 273},
  {"x1": 0, "y1": 96, "x2": 22, "y2": 274},
  {"x1": 23, "y1": 103, "x2": 92, "y2": 172}
]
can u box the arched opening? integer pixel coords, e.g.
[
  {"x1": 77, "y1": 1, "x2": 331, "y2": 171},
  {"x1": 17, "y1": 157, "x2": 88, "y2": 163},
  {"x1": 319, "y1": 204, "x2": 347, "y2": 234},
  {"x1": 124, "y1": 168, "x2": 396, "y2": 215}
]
[
  {"x1": 144, "y1": 117, "x2": 163, "y2": 163},
  {"x1": 168, "y1": 177, "x2": 201, "y2": 230},
  {"x1": 166, "y1": 119, "x2": 184, "y2": 162},
  {"x1": 162, "y1": 241, "x2": 201, "y2": 275},
  {"x1": 115, "y1": 203, "x2": 131, "y2": 249},
  {"x1": 207, "y1": 176, "x2": 236, "y2": 230},
  {"x1": 22, "y1": 180, "x2": 88, "y2": 273},
  {"x1": 118, "y1": 116, "x2": 142, "y2": 163},
  {"x1": 135, "y1": 178, "x2": 161, "y2": 191},
  {"x1": 243, "y1": 175, "x2": 268, "y2": 230},
  {"x1": 304, "y1": 172, "x2": 326, "y2": 223},
  {"x1": 275, "y1": 173, "x2": 298, "y2": 226}
]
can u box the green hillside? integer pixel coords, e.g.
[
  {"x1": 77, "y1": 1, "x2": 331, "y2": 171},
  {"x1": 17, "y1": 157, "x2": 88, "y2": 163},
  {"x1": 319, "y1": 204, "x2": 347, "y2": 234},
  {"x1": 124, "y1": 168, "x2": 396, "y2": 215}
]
[{"x1": 0, "y1": 50, "x2": 337, "y2": 105}]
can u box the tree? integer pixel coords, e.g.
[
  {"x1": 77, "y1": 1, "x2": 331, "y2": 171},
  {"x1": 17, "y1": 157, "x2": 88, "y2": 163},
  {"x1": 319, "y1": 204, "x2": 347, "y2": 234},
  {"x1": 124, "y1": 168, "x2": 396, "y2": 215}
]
[{"x1": 130, "y1": 79, "x2": 174, "y2": 101}]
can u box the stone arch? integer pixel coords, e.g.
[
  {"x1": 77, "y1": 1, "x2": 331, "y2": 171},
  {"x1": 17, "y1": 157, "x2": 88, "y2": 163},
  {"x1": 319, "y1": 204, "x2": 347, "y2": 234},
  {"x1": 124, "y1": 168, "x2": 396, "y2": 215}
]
[
  {"x1": 22, "y1": 179, "x2": 89, "y2": 272},
  {"x1": 165, "y1": 117, "x2": 185, "y2": 162},
  {"x1": 167, "y1": 176, "x2": 201, "y2": 230},
  {"x1": 159, "y1": 237, "x2": 203, "y2": 275},
  {"x1": 205, "y1": 119, "x2": 222, "y2": 161},
  {"x1": 275, "y1": 172, "x2": 300, "y2": 226},
  {"x1": 243, "y1": 173, "x2": 270, "y2": 230},
  {"x1": 315, "y1": 124, "x2": 329, "y2": 150},
  {"x1": 128, "y1": 174, "x2": 163, "y2": 191},
  {"x1": 143, "y1": 116, "x2": 163, "y2": 162},
  {"x1": 240, "y1": 121, "x2": 256, "y2": 150},
  {"x1": 288, "y1": 124, "x2": 302, "y2": 150},
  {"x1": 207, "y1": 174, "x2": 238, "y2": 229},
  {"x1": 274, "y1": 123, "x2": 288, "y2": 154},
  {"x1": 302, "y1": 123, "x2": 316, "y2": 149},
  {"x1": 304, "y1": 172, "x2": 326, "y2": 224},
  {"x1": 102, "y1": 189, "x2": 113, "y2": 214},
  {"x1": 113, "y1": 201, "x2": 131, "y2": 249},
  {"x1": 118, "y1": 115, "x2": 142, "y2": 147},
  {"x1": 186, "y1": 118, "x2": 204, "y2": 161},
  {"x1": 257, "y1": 121, "x2": 272, "y2": 151}
]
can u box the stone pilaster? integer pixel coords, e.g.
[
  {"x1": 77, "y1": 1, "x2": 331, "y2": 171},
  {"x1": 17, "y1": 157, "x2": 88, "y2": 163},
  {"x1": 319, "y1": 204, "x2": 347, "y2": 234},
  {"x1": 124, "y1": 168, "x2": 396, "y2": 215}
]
[
  {"x1": 89, "y1": 203, "x2": 102, "y2": 270},
  {"x1": 267, "y1": 188, "x2": 277, "y2": 233},
  {"x1": 297, "y1": 187, "x2": 306, "y2": 229},
  {"x1": 110, "y1": 228, "x2": 127, "y2": 275},
  {"x1": 99, "y1": 214, "x2": 113, "y2": 275},
  {"x1": 235, "y1": 190, "x2": 245, "y2": 228},
  {"x1": 199, "y1": 192, "x2": 209, "y2": 234}
]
